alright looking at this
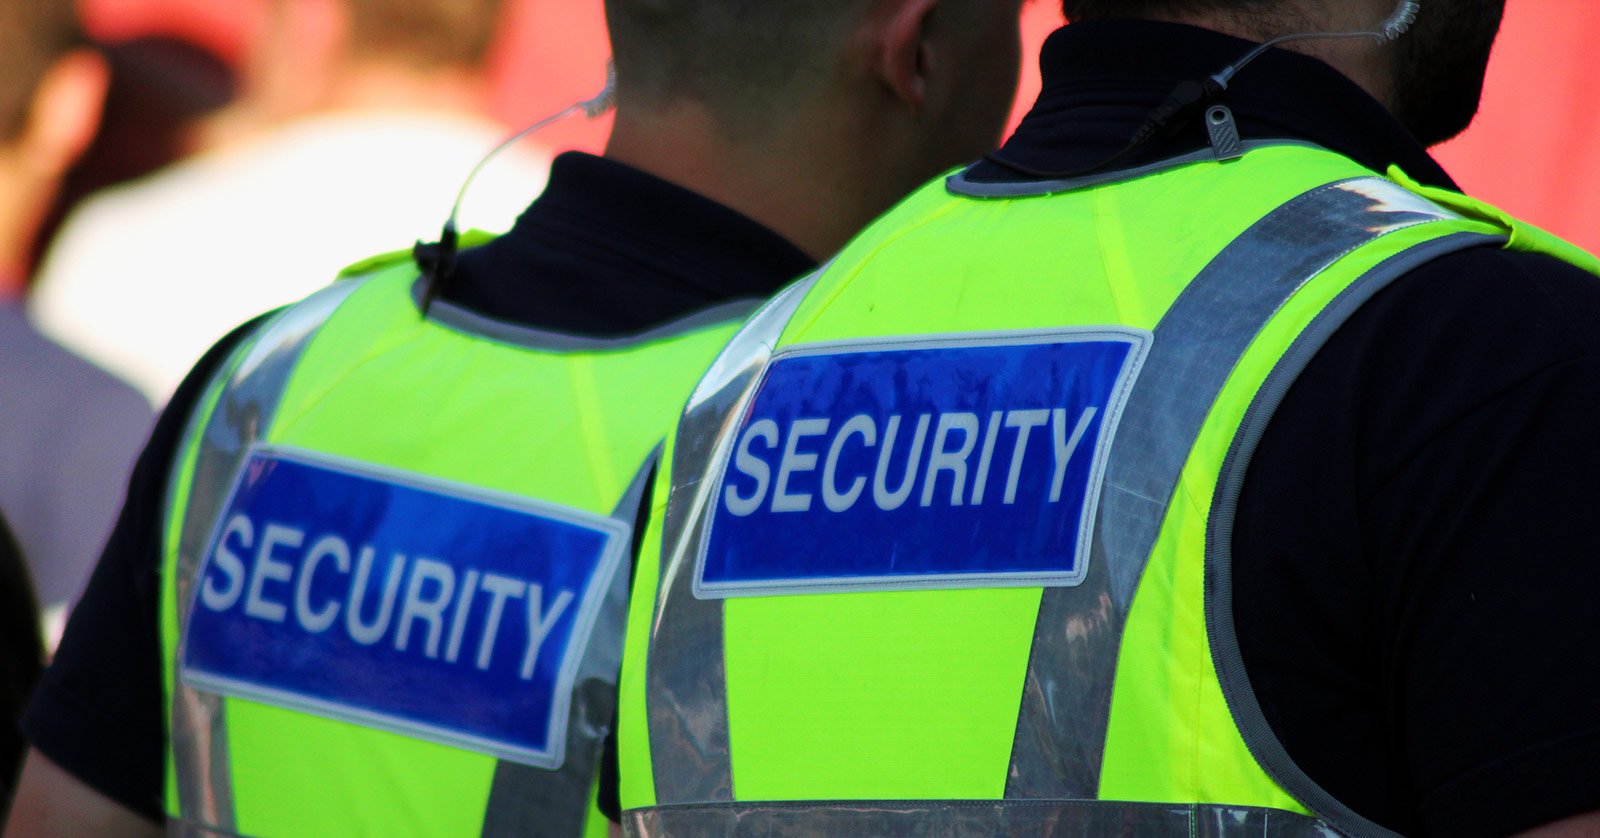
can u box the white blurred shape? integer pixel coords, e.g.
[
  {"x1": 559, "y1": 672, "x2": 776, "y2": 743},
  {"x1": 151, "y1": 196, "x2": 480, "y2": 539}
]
[{"x1": 30, "y1": 110, "x2": 551, "y2": 402}]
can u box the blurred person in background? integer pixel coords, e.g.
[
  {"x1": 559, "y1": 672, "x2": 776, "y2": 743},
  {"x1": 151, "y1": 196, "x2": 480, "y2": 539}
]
[
  {"x1": 26, "y1": 35, "x2": 238, "y2": 280},
  {"x1": 5, "y1": 0, "x2": 1026, "y2": 832},
  {"x1": 28, "y1": 0, "x2": 550, "y2": 403},
  {"x1": 0, "y1": 0, "x2": 154, "y2": 646}
]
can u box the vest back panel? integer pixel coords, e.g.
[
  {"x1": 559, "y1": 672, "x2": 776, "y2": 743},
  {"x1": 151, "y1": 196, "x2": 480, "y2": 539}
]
[
  {"x1": 617, "y1": 144, "x2": 1580, "y2": 837},
  {"x1": 161, "y1": 263, "x2": 749, "y2": 836}
]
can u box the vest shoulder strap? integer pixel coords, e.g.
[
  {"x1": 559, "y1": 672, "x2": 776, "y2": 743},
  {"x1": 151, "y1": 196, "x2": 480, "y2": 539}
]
[{"x1": 1387, "y1": 165, "x2": 1600, "y2": 274}]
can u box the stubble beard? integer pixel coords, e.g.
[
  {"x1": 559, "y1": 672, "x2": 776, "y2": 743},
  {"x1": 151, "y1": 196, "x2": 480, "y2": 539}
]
[{"x1": 1389, "y1": 0, "x2": 1507, "y2": 147}]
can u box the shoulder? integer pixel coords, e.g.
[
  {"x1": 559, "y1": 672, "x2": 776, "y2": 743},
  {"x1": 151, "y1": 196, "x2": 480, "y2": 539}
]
[
  {"x1": 1299, "y1": 243, "x2": 1600, "y2": 480},
  {"x1": 1235, "y1": 241, "x2": 1600, "y2": 834},
  {"x1": 1360, "y1": 243, "x2": 1600, "y2": 359},
  {"x1": 1244, "y1": 240, "x2": 1600, "y2": 564}
]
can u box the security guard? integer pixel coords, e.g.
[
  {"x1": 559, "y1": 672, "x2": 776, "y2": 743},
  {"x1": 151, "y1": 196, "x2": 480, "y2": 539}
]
[
  {"x1": 619, "y1": 1, "x2": 1600, "y2": 835},
  {"x1": 7, "y1": 1, "x2": 1024, "y2": 835}
]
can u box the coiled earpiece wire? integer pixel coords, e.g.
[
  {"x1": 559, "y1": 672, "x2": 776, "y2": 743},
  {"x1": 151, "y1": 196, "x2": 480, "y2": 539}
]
[
  {"x1": 417, "y1": 62, "x2": 617, "y2": 314},
  {"x1": 1210, "y1": 0, "x2": 1419, "y2": 89}
]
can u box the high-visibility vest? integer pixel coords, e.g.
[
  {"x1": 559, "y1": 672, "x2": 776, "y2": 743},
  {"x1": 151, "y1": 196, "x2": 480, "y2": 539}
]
[
  {"x1": 616, "y1": 144, "x2": 1600, "y2": 836},
  {"x1": 159, "y1": 254, "x2": 757, "y2": 836}
]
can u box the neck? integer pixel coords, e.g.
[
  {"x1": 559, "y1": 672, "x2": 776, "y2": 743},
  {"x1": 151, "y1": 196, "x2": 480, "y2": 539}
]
[
  {"x1": 1147, "y1": 9, "x2": 1398, "y2": 111},
  {"x1": 604, "y1": 100, "x2": 910, "y2": 263}
]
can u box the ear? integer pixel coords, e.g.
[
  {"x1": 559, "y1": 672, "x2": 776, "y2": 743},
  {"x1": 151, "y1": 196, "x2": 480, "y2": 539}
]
[
  {"x1": 18, "y1": 49, "x2": 109, "y2": 179},
  {"x1": 872, "y1": 0, "x2": 940, "y2": 112}
]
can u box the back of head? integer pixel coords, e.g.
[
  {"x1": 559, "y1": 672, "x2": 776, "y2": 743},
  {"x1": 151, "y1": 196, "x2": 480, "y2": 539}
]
[
  {"x1": 344, "y1": 0, "x2": 506, "y2": 69},
  {"x1": 604, "y1": 0, "x2": 866, "y2": 126},
  {"x1": 0, "y1": 0, "x2": 87, "y2": 142},
  {"x1": 601, "y1": 0, "x2": 1024, "y2": 259},
  {"x1": 1059, "y1": 0, "x2": 1503, "y2": 147}
]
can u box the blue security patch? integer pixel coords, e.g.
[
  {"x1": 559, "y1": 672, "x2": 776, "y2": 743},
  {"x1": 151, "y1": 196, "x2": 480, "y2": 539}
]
[
  {"x1": 696, "y1": 329, "x2": 1150, "y2": 598},
  {"x1": 180, "y1": 446, "x2": 627, "y2": 769}
]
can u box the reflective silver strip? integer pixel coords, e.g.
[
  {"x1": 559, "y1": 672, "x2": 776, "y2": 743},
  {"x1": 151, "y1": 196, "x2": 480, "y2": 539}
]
[
  {"x1": 1005, "y1": 178, "x2": 1471, "y2": 807},
  {"x1": 1205, "y1": 230, "x2": 1505, "y2": 838},
  {"x1": 645, "y1": 274, "x2": 821, "y2": 805},
  {"x1": 482, "y1": 451, "x2": 661, "y2": 837},
  {"x1": 166, "y1": 279, "x2": 367, "y2": 833},
  {"x1": 625, "y1": 800, "x2": 1342, "y2": 837}
]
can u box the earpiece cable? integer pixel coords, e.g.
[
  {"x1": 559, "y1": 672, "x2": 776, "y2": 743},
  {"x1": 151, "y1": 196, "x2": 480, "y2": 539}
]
[
  {"x1": 417, "y1": 62, "x2": 617, "y2": 314},
  {"x1": 984, "y1": 0, "x2": 1420, "y2": 181}
]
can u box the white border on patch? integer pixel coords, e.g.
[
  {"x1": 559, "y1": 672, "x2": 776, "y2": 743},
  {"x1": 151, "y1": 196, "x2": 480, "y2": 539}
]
[
  {"x1": 692, "y1": 326, "x2": 1152, "y2": 600},
  {"x1": 177, "y1": 443, "x2": 630, "y2": 770}
]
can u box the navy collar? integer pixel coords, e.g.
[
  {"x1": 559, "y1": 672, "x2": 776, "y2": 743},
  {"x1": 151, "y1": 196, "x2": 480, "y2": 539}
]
[
  {"x1": 444, "y1": 152, "x2": 816, "y2": 336},
  {"x1": 969, "y1": 20, "x2": 1458, "y2": 189},
  {"x1": 518, "y1": 152, "x2": 815, "y2": 296}
]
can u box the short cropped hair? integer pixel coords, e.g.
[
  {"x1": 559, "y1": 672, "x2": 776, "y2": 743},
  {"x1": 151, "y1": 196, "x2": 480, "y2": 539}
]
[
  {"x1": 0, "y1": 0, "x2": 88, "y2": 140},
  {"x1": 605, "y1": 0, "x2": 866, "y2": 118},
  {"x1": 345, "y1": 0, "x2": 506, "y2": 69}
]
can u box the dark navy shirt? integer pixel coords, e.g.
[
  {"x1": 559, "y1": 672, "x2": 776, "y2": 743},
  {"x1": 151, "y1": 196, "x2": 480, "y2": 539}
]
[
  {"x1": 1, "y1": 509, "x2": 42, "y2": 802},
  {"x1": 21, "y1": 152, "x2": 813, "y2": 824},
  {"x1": 970, "y1": 21, "x2": 1600, "y2": 838}
]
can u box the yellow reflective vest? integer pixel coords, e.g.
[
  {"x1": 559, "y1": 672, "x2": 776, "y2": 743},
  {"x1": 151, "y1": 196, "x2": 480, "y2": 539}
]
[
  {"x1": 160, "y1": 255, "x2": 755, "y2": 836},
  {"x1": 617, "y1": 144, "x2": 1600, "y2": 836}
]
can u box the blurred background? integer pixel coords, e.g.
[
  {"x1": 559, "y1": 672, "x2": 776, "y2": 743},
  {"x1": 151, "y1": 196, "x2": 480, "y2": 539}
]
[
  {"x1": 3, "y1": 0, "x2": 1595, "y2": 650},
  {"x1": 0, "y1": 0, "x2": 1592, "y2": 794},
  {"x1": 77, "y1": 0, "x2": 1600, "y2": 253}
]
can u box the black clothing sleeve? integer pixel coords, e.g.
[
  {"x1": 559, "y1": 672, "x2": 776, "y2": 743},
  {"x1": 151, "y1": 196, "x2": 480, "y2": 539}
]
[
  {"x1": 20, "y1": 316, "x2": 264, "y2": 824},
  {"x1": 1234, "y1": 247, "x2": 1600, "y2": 837},
  {"x1": 1, "y1": 510, "x2": 42, "y2": 805}
]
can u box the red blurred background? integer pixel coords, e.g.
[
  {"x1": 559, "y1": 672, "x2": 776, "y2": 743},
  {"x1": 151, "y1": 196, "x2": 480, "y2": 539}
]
[{"x1": 79, "y1": 0, "x2": 1600, "y2": 253}]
